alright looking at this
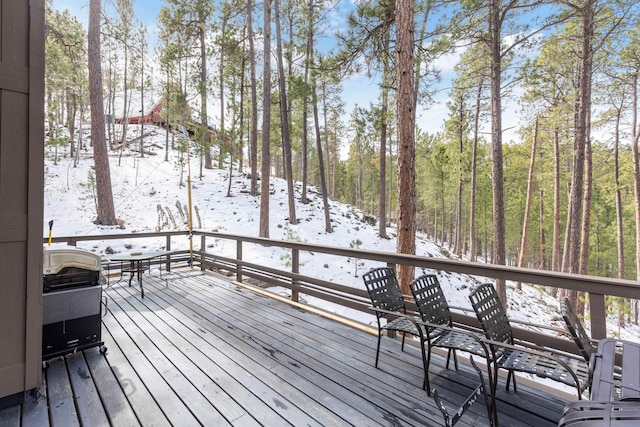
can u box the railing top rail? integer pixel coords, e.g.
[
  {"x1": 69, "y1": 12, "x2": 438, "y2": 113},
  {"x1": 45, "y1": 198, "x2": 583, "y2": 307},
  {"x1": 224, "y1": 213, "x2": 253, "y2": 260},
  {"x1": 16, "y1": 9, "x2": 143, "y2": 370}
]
[{"x1": 44, "y1": 230, "x2": 640, "y2": 299}]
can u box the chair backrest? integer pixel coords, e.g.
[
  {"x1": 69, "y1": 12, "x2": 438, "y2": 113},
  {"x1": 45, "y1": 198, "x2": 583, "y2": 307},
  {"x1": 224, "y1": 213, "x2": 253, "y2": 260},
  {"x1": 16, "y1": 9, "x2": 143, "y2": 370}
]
[
  {"x1": 469, "y1": 283, "x2": 513, "y2": 344},
  {"x1": 362, "y1": 267, "x2": 405, "y2": 316},
  {"x1": 410, "y1": 274, "x2": 452, "y2": 329},
  {"x1": 560, "y1": 297, "x2": 595, "y2": 363}
]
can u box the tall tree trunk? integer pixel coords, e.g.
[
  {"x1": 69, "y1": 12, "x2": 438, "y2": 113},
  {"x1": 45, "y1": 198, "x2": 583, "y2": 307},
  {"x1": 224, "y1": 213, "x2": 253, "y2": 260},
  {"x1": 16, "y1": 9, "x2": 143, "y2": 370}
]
[
  {"x1": 489, "y1": 0, "x2": 507, "y2": 306},
  {"x1": 259, "y1": 0, "x2": 272, "y2": 238},
  {"x1": 248, "y1": 0, "x2": 259, "y2": 196},
  {"x1": 552, "y1": 126, "x2": 561, "y2": 274},
  {"x1": 469, "y1": 79, "x2": 483, "y2": 262},
  {"x1": 539, "y1": 189, "x2": 546, "y2": 269},
  {"x1": 89, "y1": 0, "x2": 117, "y2": 225},
  {"x1": 516, "y1": 116, "x2": 539, "y2": 290},
  {"x1": 454, "y1": 94, "x2": 464, "y2": 256},
  {"x1": 199, "y1": 9, "x2": 212, "y2": 170},
  {"x1": 121, "y1": 46, "x2": 129, "y2": 147},
  {"x1": 379, "y1": 80, "x2": 388, "y2": 238},
  {"x1": 578, "y1": 123, "x2": 592, "y2": 317},
  {"x1": 300, "y1": 0, "x2": 313, "y2": 205},
  {"x1": 274, "y1": 0, "x2": 297, "y2": 224},
  {"x1": 321, "y1": 81, "x2": 331, "y2": 198},
  {"x1": 309, "y1": 16, "x2": 332, "y2": 233},
  {"x1": 563, "y1": 0, "x2": 594, "y2": 308},
  {"x1": 614, "y1": 103, "x2": 626, "y2": 327},
  {"x1": 238, "y1": 54, "x2": 246, "y2": 174},
  {"x1": 395, "y1": 0, "x2": 416, "y2": 295},
  {"x1": 219, "y1": 18, "x2": 226, "y2": 170},
  {"x1": 631, "y1": 72, "x2": 640, "y2": 324}
]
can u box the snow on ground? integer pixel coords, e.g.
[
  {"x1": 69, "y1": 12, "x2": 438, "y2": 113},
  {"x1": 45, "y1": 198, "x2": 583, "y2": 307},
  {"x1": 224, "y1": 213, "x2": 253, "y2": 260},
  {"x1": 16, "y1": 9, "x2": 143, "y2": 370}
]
[{"x1": 44, "y1": 124, "x2": 639, "y2": 342}]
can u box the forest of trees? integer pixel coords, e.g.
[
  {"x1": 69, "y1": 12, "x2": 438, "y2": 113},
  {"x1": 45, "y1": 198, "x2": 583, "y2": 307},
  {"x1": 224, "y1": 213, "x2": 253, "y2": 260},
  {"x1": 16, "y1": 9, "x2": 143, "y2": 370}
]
[{"x1": 46, "y1": 0, "x2": 640, "y2": 321}]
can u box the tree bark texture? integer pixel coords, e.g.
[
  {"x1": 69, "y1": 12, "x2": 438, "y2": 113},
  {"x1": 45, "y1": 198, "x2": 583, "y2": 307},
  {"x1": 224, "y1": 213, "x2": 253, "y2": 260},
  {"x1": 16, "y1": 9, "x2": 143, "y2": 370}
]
[
  {"x1": 469, "y1": 79, "x2": 483, "y2": 262},
  {"x1": 259, "y1": 0, "x2": 272, "y2": 238},
  {"x1": 489, "y1": 0, "x2": 507, "y2": 306},
  {"x1": 199, "y1": 8, "x2": 212, "y2": 170},
  {"x1": 563, "y1": 0, "x2": 594, "y2": 308},
  {"x1": 274, "y1": 0, "x2": 297, "y2": 224},
  {"x1": 395, "y1": 0, "x2": 416, "y2": 295},
  {"x1": 248, "y1": 0, "x2": 259, "y2": 196},
  {"x1": 88, "y1": 0, "x2": 117, "y2": 225},
  {"x1": 516, "y1": 116, "x2": 538, "y2": 290}
]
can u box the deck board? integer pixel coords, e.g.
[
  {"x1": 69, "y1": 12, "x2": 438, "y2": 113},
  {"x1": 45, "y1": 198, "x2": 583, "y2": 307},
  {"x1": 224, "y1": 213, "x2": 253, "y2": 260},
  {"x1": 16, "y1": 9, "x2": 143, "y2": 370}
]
[
  {"x1": 170, "y1": 274, "x2": 443, "y2": 425},
  {"x1": 0, "y1": 405, "x2": 20, "y2": 427},
  {"x1": 20, "y1": 382, "x2": 49, "y2": 427},
  {"x1": 45, "y1": 356, "x2": 80, "y2": 427},
  {"x1": 181, "y1": 274, "x2": 500, "y2": 425},
  {"x1": 66, "y1": 352, "x2": 110, "y2": 427},
  {"x1": 83, "y1": 347, "x2": 140, "y2": 426},
  {"x1": 7, "y1": 268, "x2": 568, "y2": 426},
  {"x1": 98, "y1": 325, "x2": 171, "y2": 427},
  {"x1": 117, "y1": 274, "x2": 353, "y2": 426},
  {"x1": 102, "y1": 305, "x2": 201, "y2": 426}
]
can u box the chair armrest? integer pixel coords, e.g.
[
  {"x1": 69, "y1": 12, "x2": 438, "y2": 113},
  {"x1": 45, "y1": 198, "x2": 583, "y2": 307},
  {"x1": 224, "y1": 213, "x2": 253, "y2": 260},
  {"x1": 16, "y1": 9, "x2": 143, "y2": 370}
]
[{"x1": 508, "y1": 318, "x2": 569, "y2": 336}]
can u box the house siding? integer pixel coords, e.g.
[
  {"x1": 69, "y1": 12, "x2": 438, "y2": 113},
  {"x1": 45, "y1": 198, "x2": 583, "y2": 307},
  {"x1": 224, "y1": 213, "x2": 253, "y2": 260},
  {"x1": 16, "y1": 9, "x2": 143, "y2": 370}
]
[{"x1": 0, "y1": 0, "x2": 45, "y2": 406}]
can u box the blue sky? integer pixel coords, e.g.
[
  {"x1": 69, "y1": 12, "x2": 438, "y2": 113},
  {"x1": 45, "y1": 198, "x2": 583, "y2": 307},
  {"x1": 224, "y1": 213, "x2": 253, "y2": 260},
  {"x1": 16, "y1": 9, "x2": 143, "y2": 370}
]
[{"x1": 49, "y1": 1, "x2": 508, "y2": 142}]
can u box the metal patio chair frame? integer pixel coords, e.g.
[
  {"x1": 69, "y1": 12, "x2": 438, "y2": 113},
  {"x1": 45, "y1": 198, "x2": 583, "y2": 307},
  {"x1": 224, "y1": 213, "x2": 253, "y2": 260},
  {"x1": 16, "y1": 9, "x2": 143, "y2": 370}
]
[
  {"x1": 362, "y1": 267, "x2": 429, "y2": 390},
  {"x1": 469, "y1": 283, "x2": 591, "y2": 425},
  {"x1": 410, "y1": 274, "x2": 490, "y2": 395}
]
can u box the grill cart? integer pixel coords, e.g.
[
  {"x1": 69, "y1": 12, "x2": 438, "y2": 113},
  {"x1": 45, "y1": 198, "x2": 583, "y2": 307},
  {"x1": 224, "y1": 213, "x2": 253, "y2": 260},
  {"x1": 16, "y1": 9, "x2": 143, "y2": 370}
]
[{"x1": 42, "y1": 246, "x2": 107, "y2": 362}]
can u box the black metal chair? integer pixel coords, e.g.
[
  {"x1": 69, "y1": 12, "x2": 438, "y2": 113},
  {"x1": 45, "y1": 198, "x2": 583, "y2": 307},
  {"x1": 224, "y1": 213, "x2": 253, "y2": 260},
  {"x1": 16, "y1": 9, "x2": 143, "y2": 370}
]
[
  {"x1": 469, "y1": 284, "x2": 590, "y2": 395},
  {"x1": 410, "y1": 274, "x2": 489, "y2": 394},
  {"x1": 560, "y1": 297, "x2": 597, "y2": 364},
  {"x1": 362, "y1": 267, "x2": 429, "y2": 390},
  {"x1": 469, "y1": 283, "x2": 591, "y2": 424}
]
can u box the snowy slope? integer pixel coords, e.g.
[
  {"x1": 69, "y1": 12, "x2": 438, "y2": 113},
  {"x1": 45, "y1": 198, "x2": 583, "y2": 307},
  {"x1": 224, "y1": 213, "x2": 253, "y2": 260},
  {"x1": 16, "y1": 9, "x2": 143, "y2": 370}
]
[{"x1": 43, "y1": 123, "x2": 638, "y2": 340}]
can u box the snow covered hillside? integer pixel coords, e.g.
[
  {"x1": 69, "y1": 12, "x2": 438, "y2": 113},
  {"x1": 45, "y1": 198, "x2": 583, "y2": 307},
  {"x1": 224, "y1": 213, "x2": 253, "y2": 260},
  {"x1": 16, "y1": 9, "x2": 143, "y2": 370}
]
[{"x1": 43, "y1": 124, "x2": 637, "y2": 340}]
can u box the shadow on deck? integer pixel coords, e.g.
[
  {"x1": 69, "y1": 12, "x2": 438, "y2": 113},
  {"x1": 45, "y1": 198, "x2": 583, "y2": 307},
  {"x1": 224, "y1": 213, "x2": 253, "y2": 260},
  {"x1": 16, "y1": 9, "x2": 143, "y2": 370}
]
[{"x1": 2, "y1": 269, "x2": 568, "y2": 426}]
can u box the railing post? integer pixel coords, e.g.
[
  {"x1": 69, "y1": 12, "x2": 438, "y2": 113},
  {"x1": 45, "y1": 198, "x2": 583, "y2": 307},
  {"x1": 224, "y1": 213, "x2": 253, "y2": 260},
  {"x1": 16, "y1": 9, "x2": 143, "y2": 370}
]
[
  {"x1": 236, "y1": 241, "x2": 243, "y2": 283},
  {"x1": 166, "y1": 235, "x2": 171, "y2": 272},
  {"x1": 200, "y1": 235, "x2": 206, "y2": 271},
  {"x1": 589, "y1": 293, "x2": 607, "y2": 339},
  {"x1": 292, "y1": 249, "x2": 299, "y2": 302}
]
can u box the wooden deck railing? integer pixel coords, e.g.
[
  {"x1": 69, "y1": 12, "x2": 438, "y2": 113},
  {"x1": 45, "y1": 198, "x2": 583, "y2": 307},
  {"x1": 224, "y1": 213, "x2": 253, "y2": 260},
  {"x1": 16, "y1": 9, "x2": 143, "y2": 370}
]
[{"x1": 46, "y1": 230, "x2": 640, "y2": 354}]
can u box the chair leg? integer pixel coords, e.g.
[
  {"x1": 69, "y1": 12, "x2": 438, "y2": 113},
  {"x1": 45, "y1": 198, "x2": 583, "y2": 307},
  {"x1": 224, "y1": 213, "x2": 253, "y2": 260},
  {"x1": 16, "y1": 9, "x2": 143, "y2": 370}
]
[
  {"x1": 505, "y1": 371, "x2": 517, "y2": 393},
  {"x1": 400, "y1": 333, "x2": 406, "y2": 352},
  {"x1": 490, "y1": 364, "x2": 500, "y2": 426},
  {"x1": 422, "y1": 343, "x2": 431, "y2": 394},
  {"x1": 375, "y1": 333, "x2": 382, "y2": 368}
]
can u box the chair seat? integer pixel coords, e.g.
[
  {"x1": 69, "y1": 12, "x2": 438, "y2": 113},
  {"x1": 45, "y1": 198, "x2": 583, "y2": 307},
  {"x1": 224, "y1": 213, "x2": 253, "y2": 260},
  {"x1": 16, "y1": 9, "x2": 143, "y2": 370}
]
[
  {"x1": 432, "y1": 330, "x2": 487, "y2": 358},
  {"x1": 497, "y1": 347, "x2": 590, "y2": 389},
  {"x1": 384, "y1": 315, "x2": 423, "y2": 335}
]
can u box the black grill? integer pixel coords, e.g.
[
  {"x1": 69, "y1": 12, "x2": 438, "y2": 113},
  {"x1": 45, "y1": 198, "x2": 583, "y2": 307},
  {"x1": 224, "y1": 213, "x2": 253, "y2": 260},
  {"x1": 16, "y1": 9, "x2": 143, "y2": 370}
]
[{"x1": 42, "y1": 247, "x2": 106, "y2": 361}]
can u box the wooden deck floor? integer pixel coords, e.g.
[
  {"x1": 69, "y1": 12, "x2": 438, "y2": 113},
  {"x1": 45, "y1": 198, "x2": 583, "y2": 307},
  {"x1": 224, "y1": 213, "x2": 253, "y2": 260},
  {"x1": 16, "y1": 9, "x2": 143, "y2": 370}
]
[{"x1": 0, "y1": 269, "x2": 568, "y2": 426}]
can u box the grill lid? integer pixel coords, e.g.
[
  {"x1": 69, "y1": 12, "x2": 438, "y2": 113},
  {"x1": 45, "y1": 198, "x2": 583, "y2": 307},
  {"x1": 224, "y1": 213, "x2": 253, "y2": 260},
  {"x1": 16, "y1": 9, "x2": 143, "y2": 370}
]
[{"x1": 43, "y1": 246, "x2": 101, "y2": 275}]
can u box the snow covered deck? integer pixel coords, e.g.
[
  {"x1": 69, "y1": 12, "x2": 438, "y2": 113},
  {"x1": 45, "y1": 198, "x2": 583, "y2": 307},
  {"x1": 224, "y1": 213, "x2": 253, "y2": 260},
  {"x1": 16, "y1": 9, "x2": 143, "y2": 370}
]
[{"x1": 2, "y1": 269, "x2": 568, "y2": 426}]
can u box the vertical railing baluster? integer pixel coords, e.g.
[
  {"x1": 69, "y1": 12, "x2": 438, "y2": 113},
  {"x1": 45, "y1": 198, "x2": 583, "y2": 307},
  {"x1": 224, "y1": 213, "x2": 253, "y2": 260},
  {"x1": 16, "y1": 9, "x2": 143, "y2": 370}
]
[
  {"x1": 200, "y1": 235, "x2": 206, "y2": 271},
  {"x1": 166, "y1": 235, "x2": 171, "y2": 272},
  {"x1": 236, "y1": 241, "x2": 243, "y2": 283},
  {"x1": 589, "y1": 293, "x2": 607, "y2": 339},
  {"x1": 292, "y1": 249, "x2": 299, "y2": 302}
]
